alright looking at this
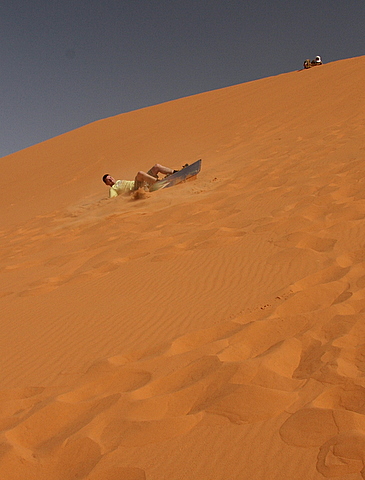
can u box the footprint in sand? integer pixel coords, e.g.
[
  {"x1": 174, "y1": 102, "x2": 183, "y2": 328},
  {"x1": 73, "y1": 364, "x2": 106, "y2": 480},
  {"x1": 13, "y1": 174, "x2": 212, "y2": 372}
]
[
  {"x1": 275, "y1": 281, "x2": 350, "y2": 316},
  {"x1": 280, "y1": 408, "x2": 338, "y2": 447},
  {"x1": 189, "y1": 381, "x2": 296, "y2": 425},
  {"x1": 0, "y1": 387, "x2": 46, "y2": 430},
  {"x1": 166, "y1": 320, "x2": 243, "y2": 356},
  {"x1": 337, "y1": 248, "x2": 365, "y2": 268},
  {"x1": 50, "y1": 436, "x2": 102, "y2": 479},
  {"x1": 292, "y1": 265, "x2": 350, "y2": 289},
  {"x1": 134, "y1": 355, "x2": 224, "y2": 399},
  {"x1": 57, "y1": 364, "x2": 152, "y2": 403},
  {"x1": 99, "y1": 414, "x2": 203, "y2": 449},
  {"x1": 317, "y1": 431, "x2": 365, "y2": 479},
  {"x1": 274, "y1": 231, "x2": 337, "y2": 253},
  {"x1": 5, "y1": 394, "x2": 120, "y2": 451}
]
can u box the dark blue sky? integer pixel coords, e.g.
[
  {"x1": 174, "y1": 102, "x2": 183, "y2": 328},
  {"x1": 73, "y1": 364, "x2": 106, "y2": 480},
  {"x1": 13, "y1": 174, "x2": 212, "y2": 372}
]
[{"x1": 1, "y1": 0, "x2": 364, "y2": 158}]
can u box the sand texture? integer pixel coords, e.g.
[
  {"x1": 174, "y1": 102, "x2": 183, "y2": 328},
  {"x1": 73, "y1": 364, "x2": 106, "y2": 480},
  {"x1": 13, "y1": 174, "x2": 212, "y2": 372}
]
[{"x1": 1, "y1": 55, "x2": 365, "y2": 479}]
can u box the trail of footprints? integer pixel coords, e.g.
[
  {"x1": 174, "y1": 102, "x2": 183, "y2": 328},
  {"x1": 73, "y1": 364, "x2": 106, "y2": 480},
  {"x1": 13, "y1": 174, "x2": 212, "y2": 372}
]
[{"x1": 2, "y1": 257, "x2": 365, "y2": 478}]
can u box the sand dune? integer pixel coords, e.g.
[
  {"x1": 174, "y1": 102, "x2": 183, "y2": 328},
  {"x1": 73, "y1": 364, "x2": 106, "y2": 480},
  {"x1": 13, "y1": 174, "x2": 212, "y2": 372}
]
[{"x1": 1, "y1": 55, "x2": 365, "y2": 479}]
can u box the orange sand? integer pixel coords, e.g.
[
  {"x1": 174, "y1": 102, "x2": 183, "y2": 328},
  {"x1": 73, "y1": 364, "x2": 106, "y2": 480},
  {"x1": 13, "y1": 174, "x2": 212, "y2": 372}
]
[{"x1": 1, "y1": 56, "x2": 365, "y2": 480}]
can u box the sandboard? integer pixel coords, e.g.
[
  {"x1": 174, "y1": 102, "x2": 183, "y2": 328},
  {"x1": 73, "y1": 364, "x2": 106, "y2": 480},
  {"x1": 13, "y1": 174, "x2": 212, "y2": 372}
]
[{"x1": 150, "y1": 159, "x2": 202, "y2": 191}]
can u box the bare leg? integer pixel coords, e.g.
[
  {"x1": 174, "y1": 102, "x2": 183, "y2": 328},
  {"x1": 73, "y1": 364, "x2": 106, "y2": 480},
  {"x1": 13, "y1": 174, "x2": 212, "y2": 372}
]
[
  {"x1": 147, "y1": 164, "x2": 174, "y2": 178},
  {"x1": 134, "y1": 165, "x2": 175, "y2": 190},
  {"x1": 134, "y1": 171, "x2": 159, "y2": 190}
]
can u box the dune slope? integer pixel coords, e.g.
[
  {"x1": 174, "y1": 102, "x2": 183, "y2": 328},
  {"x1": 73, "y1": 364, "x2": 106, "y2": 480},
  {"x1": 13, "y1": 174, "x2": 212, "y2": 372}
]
[{"x1": 1, "y1": 56, "x2": 365, "y2": 480}]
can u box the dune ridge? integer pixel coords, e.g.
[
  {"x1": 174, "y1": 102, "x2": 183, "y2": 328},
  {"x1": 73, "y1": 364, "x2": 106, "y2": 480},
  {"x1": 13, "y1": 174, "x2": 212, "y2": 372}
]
[{"x1": 1, "y1": 56, "x2": 365, "y2": 479}]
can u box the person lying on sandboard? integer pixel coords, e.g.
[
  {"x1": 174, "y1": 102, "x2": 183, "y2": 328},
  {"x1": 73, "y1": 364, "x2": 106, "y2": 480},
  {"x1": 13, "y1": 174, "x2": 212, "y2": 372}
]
[{"x1": 102, "y1": 163, "x2": 178, "y2": 197}]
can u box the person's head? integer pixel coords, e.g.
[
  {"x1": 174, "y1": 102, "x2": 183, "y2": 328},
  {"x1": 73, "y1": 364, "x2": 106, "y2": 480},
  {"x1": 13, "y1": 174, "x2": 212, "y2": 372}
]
[{"x1": 102, "y1": 174, "x2": 115, "y2": 186}]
